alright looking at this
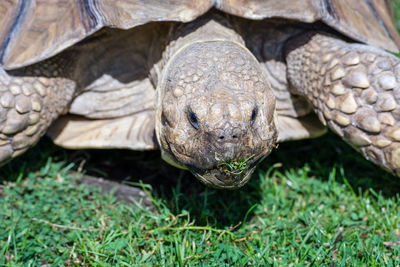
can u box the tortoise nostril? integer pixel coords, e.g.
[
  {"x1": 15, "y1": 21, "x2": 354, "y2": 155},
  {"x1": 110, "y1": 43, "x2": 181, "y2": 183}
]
[{"x1": 217, "y1": 134, "x2": 239, "y2": 141}]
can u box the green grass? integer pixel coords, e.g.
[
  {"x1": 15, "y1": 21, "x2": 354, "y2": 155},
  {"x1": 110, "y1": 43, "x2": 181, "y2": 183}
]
[
  {"x1": 220, "y1": 154, "x2": 255, "y2": 175},
  {"x1": 2, "y1": 133, "x2": 400, "y2": 266},
  {"x1": 3, "y1": 2, "x2": 400, "y2": 265},
  {"x1": 394, "y1": 0, "x2": 400, "y2": 31}
]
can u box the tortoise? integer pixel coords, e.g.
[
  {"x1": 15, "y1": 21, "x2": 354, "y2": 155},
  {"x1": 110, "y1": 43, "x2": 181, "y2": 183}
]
[{"x1": 1, "y1": 1, "x2": 400, "y2": 189}]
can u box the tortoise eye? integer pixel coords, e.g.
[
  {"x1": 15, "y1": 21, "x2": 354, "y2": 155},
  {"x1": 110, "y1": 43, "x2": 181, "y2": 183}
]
[
  {"x1": 187, "y1": 110, "x2": 199, "y2": 130},
  {"x1": 250, "y1": 107, "x2": 258, "y2": 125}
]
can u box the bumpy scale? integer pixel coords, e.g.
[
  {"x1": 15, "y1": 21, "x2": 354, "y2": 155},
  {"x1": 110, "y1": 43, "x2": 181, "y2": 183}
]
[
  {"x1": 155, "y1": 18, "x2": 277, "y2": 188},
  {"x1": 0, "y1": 55, "x2": 76, "y2": 163},
  {"x1": 286, "y1": 33, "x2": 400, "y2": 175}
]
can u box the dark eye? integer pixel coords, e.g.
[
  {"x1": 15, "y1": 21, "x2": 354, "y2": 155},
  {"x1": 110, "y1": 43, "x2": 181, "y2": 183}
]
[
  {"x1": 161, "y1": 111, "x2": 168, "y2": 126},
  {"x1": 188, "y1": 110, "x2": 199, "y2": 130},
  {"x1": 250, "y1": 107, "x2": 258, "y2": 125}
]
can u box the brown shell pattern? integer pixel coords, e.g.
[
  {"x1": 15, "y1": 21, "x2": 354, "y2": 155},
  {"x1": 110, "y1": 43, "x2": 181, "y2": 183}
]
[{"x1": 0, "y1": 0, "x2": 399, "y2": 69}]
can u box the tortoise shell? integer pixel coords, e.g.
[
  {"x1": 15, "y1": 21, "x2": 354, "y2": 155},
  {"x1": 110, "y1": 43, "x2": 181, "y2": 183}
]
[{"x1": 0, "y1": 0, "x2": 399, "y2": 70}]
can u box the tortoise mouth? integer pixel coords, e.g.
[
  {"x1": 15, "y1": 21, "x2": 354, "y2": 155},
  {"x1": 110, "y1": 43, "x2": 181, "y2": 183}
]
[
  {"x1": 161, "y1": 146, "x2": 265, "y2": 189},
  {"x1": 191, "y1": 165, "x2": 256, "y2": 189},
  {"x1": 185, "y1": 153, "x2": 264, "y2": 189}
]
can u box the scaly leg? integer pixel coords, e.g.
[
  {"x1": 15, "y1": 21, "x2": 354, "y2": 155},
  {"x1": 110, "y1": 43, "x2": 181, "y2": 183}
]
[
  {"x1": 286, "y1": 32, "x2": 400, "y2": 175},
  {"x1": 0, "y1": 55, "x2": 76, "y2": 164}
]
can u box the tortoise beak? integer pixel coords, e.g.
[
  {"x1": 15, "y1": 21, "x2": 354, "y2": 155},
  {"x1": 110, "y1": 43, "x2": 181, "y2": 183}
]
[
  {"x1": 192, "y1": 165, "x2": 256, "y2": 189},
  {"x1": 188, "y1": 153, "x2": 264, "y2": 189}
]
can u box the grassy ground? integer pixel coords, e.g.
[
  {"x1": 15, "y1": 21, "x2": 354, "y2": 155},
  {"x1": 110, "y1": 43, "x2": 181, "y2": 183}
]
[
  {"x1": 2, "y1": 135, "x2": 400, "y2": 266},
  {"x1": 3, "y1": 2, "x2": 400, "y2": 266},
  {"x1": 0, "y1": 134, "x2": 400, "y2": 266}
]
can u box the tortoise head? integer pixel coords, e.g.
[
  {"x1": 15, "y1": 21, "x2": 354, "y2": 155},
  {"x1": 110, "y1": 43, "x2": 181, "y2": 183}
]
[{"x1": 155, "y1": 41, "x2": 277, "y2": 189}]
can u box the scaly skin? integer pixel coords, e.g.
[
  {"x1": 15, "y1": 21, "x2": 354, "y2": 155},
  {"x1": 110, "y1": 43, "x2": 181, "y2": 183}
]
[
  {"x1": 7, "y1": 16, "x2": 400, "y2": 188},
  {"x1": 286, "y1": 32, "x2": 400, "y2": 175},
  {"x1": 0, "y1": 16, "x2": 279, "y2": 190},
  {"x1": 155, "y1": 18, "x2": 277, "y2": 189},
  {"x1": 0, "y1": 54, "x2": 76, "y2": 163}
]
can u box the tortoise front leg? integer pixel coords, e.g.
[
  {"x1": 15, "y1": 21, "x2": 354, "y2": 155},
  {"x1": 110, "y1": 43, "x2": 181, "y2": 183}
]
[
  {"x1": 286, "y1": 32, "x2": 400, "y2": 175},
  {"x1": 0, "y1": 56, "x2": 76, "y2": 164}
]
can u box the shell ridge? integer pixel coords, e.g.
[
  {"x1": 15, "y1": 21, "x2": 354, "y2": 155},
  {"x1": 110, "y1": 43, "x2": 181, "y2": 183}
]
[
  {"x1": 82, "y1": 0, "x2": 100, "y2": 31},
  {"x1": 323, "y1": 0, "x2": 338, "y2": 20},
  {"x1": 365, "y1": 0, "x2": 394, "y2": 40},
  {"x1": 0, "y1": 0, "x2": 30, "y2": 65}
]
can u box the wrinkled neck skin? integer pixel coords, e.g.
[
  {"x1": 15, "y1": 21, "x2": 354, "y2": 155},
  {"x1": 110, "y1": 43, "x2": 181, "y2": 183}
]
[{"x1": 155, "y1": 15, "x2": 277, "y2": 189}]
